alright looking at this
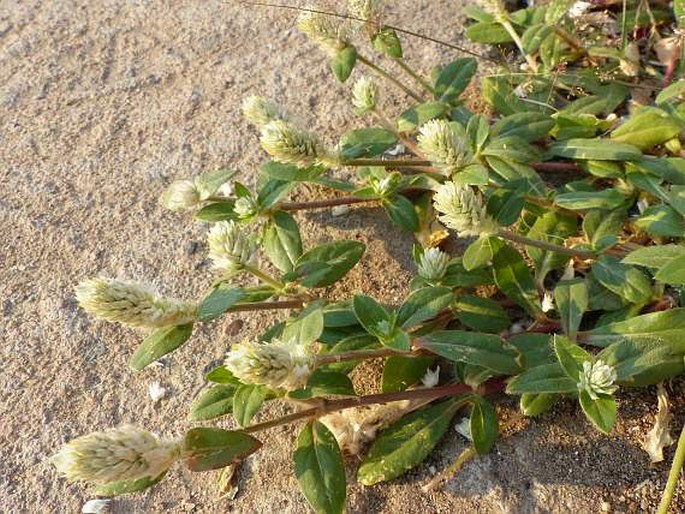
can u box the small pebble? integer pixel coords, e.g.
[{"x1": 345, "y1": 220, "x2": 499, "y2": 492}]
[
  {"x1": 331, "y1": 205, "x2": 350, "y2": 217},
  {"x1": 600, "y1": 500, "x2": 611, "y2": 512},
  {"x1": 148, "y1": 381, "x2": 167, "y2": 403},
  {"x1": 82, "y1": 499, "x2": 110, "y2": 514}
]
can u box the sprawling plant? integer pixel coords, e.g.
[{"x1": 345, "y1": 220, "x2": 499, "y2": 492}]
[{"x1": 54, "y1": 1, "x2": 685, "y2": 512}]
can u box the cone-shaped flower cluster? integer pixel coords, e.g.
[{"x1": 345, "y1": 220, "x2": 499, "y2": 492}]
[
  {"x1": 207, "y1": 220, "x2": 257, "y2": 274},
  {"x1": 417, "y1": 247, "x2": 450, "y2": 281},
  {"x1": 225, "y1": 338, "x2": 313, "y2": 390},
  {"x1": 76, "y1": 278, "x2": 195, "y2": 329},
  {"x1": 52, "y1": 425, "x2": 181, "y2": 485},
  {"x1": 159, "y1": 180, "x2": 201, "y2": 212},
  {"x1": 241, "y1": 95, "x2": 289, "y2": 129},
  {"x1": 260, "y1": 119, "x2": 339, "y2": 169},
  {"x1": 432, "y1": 181, "x2": 497, "y2": 237},
  {"x1": 417, "y1": 120, "x2": 472, "y2": 173},
  {"x1": 577, "y1": 360, "x2": 618, "y2": 400},
  {"x1": 297, "y1": 11, "x2": 350, "y2": 54},
  {"x1": 352, "y1": 76, "x2": 378, "y2": 115}
]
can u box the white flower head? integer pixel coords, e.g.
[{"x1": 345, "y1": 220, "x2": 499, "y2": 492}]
[
  {"x1": 348, "y1": 0, "x2": 382, "y2": 20},
  {"x1": 82, "y1": 499, "x2": 111, "y2": 514},
  {"x1": 241, "y1": 95, "x2": 289, "y2": 128},
  {"x1": 421, "y1": 366, "x2": 440, "y2": 388},
  {"x1": 159, "y1": 180, "x2": 201, "y2": 211},
  {"x1": 433, "y1": 181, "x2": 497, "y2": 237},
  {"x1": 148, "y1": 381, "x2": 167, "y2": 404},
  {"x1": 454, "y1": 417, "x2": 473, "y2": 440},
  {"x1": 260, "y1": 120, "x2": 339, "y2": 168},
  {"x1": 577, "y1": 360, "x2": 618, "y2": 400},
  {"x1": 417, "y1": 120, "x2": 471, "y2": 173},
  {"x1": 417, "y1": 247, "x2": 450, "y2": 281},
  {"x1": 225, "y1": 338, "x2": 313, "y2": 390},
  {"x1": 541, "y1": 291, "x2": 554, "y2": 313},
  {"x1": 52, "y1": 425, "x2": 180, "y2": 485},
  {"x1": 75, "y1": 278, "x2": 196, "y2": 329},
  {"x1": 375, "y1": 319, "x2": 394, "y2": 337},
  {"x1": 297, "y1": 11, "x2": 350, "y2": 54},
  {"x1": 233, "y1": 196, "x2": 258, "y2": 220},
  {"x1": 352, "y1": 76, "x2": 378, "y2": 115},
  {"x1": 207, "y1": 220, "x2": 258, "y2": 274},
  {"x1": 371, "y1": 172, "x2": 402, "y2": 197}
]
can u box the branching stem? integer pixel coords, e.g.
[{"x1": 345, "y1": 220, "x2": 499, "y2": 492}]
[
  {"x1": 357, "y1": 54, "x2": 424, "y2": 102},
  {"x1": 226, "y1": 299, "x2": 304, "y2": 312},
  {"x1": 279, "y1": 196, "x2": 378, "y2": 211},
  {"x1": 243, "y1": 264, "x2": 285, "y2": 290},
  {"x1": 496, "y1": 228, "x2": 595, "y2": 259},
  {"x1": 393, "y1": 57, "x2": 435, "y2": 95}
]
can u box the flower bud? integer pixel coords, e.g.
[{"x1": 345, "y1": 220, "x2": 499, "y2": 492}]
[
  {"x1": 417, "y1": 247, "x2": 450, "y2": 281},
  {"x1": 75, "y1": 278, "x2": 195, "y2": 329},
  {"x1": 52, "y1": 425, "x2": 180, "y2": 485},
  {"x1": 577, "y1": 360, "x2": 618, "y2": 400},
  {"x1": 241, "y1": 96, "x2": 289, "y2": 128},
  {"x1": 351, "y1": 76, "x2": 378, "y2": 115},
  {"x1": 260, "y1": 120, "x2": 339, "y2": 168},
  {"x1": 159, "y1": 180, "x2": 201, "y2": 211},
  {"x1": 233, "y1": 196, "x2": 258, "y2": 220},
  {"x1": 225, "y1": 339, "x2": 313, "y2": 390},
  {"x1": 207, "y1": 220, "x2": 258, "y2": 274},
  {"x1": 432, "y1": 181, "x2": 496, "y2": 237},
  {"x1": 417, "y1": 120, "x2": 471, "y2": 173},
  {"x1": 371, "y1": 172, "x2": 402, "y2": 197}
]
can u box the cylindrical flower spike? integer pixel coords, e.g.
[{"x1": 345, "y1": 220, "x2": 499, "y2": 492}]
[
  {"x1": 225, "y1": 339, "x2": 313, "y2": 390},
  {"x1": 577, "y1": 360, "x2": 618, "y2": 400},
  {"x1": 159, "y1": 180, "x2": 201, "y2": 212},
  {"x1": 207, "y1": 220, "x2": 258, "y2": 274},
  {"x1": 348, "y1": 0, "x2": 382, "y2": 20},
  {"x1": 432, "y1": 181, "x2": 497, "y2": 237},
  {"x1": 351, "y1": 76, "x2": 378, "y2": 115},
  {"x1": 75, "y1": 278, "x2": 196, "y2": 329},
  {"x1": 417, "y1": 120, "x2": 472, "y2": 173},
  {"x1": 241, "y1": 96, "x2": 289, "y2": 129},
  {"x1": 417, "y1": 247, "x2": 450, "y2": 281},
  {"x1": 52, "y1": 425, "x2": 181, "y2": 485},
  {"x1": 297, "y1": 11, "x2": 350, "y2": 54},
  {"x1": 260, "y1": 120, "x2": 339, "y2": 168}
]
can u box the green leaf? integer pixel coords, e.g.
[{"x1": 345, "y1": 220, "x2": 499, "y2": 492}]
[
  {"x1": 655, "y1": 255, "x2": 685, "y2": 285},
  {"x1": 129, "y1": 324, "x2": 193, "y2": 371},
  {"x1": 382, "y1": 355, "x2": 435, "y2": 393},
  {"x1": 372, "y1": 26, "x2": 403, "y2": 58},
  {"x1": 282, "y1": 301, "x2": 324, "y2": 346},
  {"x1": 463, "y1": 235, "x2": 502, "y2": 271},
  {"x1": 554, "y1": 335, "x2": 592, "y2": 381},
  {"x1": 397, "y1": 102, "x2": 447, "y2": 132},
  {"x1": 656, "y1": 80, "x2": 685, "y2": 104},
  {"x1": 470, "y1": 397, "x2": 498, "y2": 454},
  {"x1": 288, "y1": 369, "x2": 356, "y2": 400},
  {"x1": 197, "y1": 286, "x2": 247, "y2": 322},
  {"x1": 260, "y1": 161, "x2": 325, "y2": 182},
  {"x1": 339, "y1": 128, "x2": 397, "y2": 159},
  {"x1": 582, "y1": 208, "x2": 625, "y2": 250},
  {"x1": 491, "y1": 112, "x2": 554, "y2": 142},
  {"x1": 611, "y1": 107, "x2": 683, "y2": 150},
  {"x1": 353, "y1": 294, "x2": 393, "y2": 335},
  {"x1": 545, "y1": 0, "x2": 574, "y2": 23},
  {"x1": 591, "y1": 256, "x2": 653, "y2": 305},
  {"x1": 597, "y1": 338, "x2": 679, "y2": 386},
  {"x1": 548, "y1": 138, "x2": 642, "y2": 161},
  {"x1": 232, "y1": 384, "x2": 268, "y2": 427},
  {"x1": 579, "y1": 391, "x2": 616, "y2": 434},
  {"x1": 205, "y1": 365, "x2": 240, "y2": 385},
  {"x1": 256, "y1": 179, "x2": 293, "y2": 210},
  {"x1": 195, "y1": 201, "x2": 237, "y2": 222},
  {"x1": 418, "y1": 331, "x2": 521, "y2": 375},
  {"x1": 292, "y1": 241, "x2": 365, "y2": 288},
  {"x1": 555, "y1": 190, "x2": 628, "y2": 210},
  {"x1": 585, "y1": 308, "x2": 685, "y2": 351},
  {"x1": 635, "y1": 205, "x2": 685, "y2": 237},
  {"x1": 466, "y1": 22, "x2": 512, "y2": 44},
  {"x1": 330, "y1": 44, "x2": 357, "y2": 82},
  {"x1": 554, "y1": 279, "x2": 588, "y2": 341},
  {"x1": 492, "y1": 244, "x2": 541, "y2": 316},
  {"x1": 486, "y1": 186, "x2": 526, "y2": 226},
  {"x1": 190, "y1": 385, "x2": 237, "y2": 421},
  {"x1": 358, "y1": 399, "x2": 462, "y2": 485},
  {"x1": 506, "y1": 363, "x2": 578, "y2": 394},
  {"x1": 95, "y1": 472, "x2": 166, "y2": 496},
  {"x1": 520, "y1": 393, "x2": 557, "y2": 417},
  {"x1": 526, "y1": 210, "x2": 578, "y2": 285},
  {"x1": 622, "y1": 245, "x2": 685, "y2": 269},
  {"x1": 383, "y1": 195, "x2": 419, "y2": 232},
  {"x1": 184, "y1": 428, "x2": 262, "y2": 472},
  {"x1": 324, "y1": 334, "x2": 380, "y2": 373},
  {"x1": 263, "y1": 211, "x2": 303, "y2": 273},
  {"x1": 195, "y1": 169, "x2": 237, "y2": 199},
  {"x1": 396, "y1": 286, "x2": 454, "y2": 330},
  {"x1": 455, "y1": 295, "x2": 510, "y2": 333},
  {"x1": 434, "y1": 57, "x2": 477, "y2": 105},
  {"x1": 294, "y1": 421, "x2": 346, "y2": 514}
]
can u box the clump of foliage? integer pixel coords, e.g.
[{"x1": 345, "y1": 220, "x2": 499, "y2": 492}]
[{"x1": 54, "y1": 1, "x2": 685, "y2": 512}]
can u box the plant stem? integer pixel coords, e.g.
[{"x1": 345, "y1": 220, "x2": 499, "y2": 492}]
[
  {"x1": 532, "y1": 162, "x2": 581, "y2": 173},
  {"x1": 496, "y1": 228, "x2": 595, "y2": 259},
  {"x1": 243, "y1": 264, "x2": 284, "y2": 290},
  {"x1": 279, "y1": 196, "x2": 377, "y2": 211},
  {"x1": 393, "y1": 57, "x2": 435, "y2": 95},
  {"x1": 242, "y1": 381, "x2": 497, "y2": 434},
  {"x1": 357, "y1": 54, "x2": 424, "y2": 102},
  {"x1": 658, "y1": 422, "x2": 685, "y2": 514},
  {"x1": 315, "y1": 347, "x2": 427, "y2": 366},
  {"x1": 500, "y1": 19, "x2": 538, "y2": 72},
  {"x1": 226, "y1": 299, "x2": 304, "y2": 312},
  {"x1": 343, "y1": 158, "x2": 433, "y2": 167}
]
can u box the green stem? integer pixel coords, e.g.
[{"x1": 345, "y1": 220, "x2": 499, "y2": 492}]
[
  {"x1": 357, "y1": 54, "x2": 424, "y2": 102},
  {"x1": 500, "y1": 19, "x2": 538, "y2": 73},
  {"x1": 226, "y1": 299, "x2": 304, "y2": 312},
  {"x1": 496, "y1": 228, "x2": 595, "y2": 259},
  {"x1": 393, "y1": 57, "x2": 435, "y2": 95},
  {"x1": 342, "y1": 158, "x2": 432, "y2": 167},
  {"x1": 279, "y1": 196, "x2": 377, "y2": 211},
  {"x1": 243, "y1": 264, "x2": 284, "y2": 290},
  {"x1": 658, "y1": 422, "x2": 685, "y2": 514}
]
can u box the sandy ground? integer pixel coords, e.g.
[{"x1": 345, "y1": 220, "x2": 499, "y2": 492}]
[{"x1": 1, "y1": 0, "x2": 684, "y2": 512}]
